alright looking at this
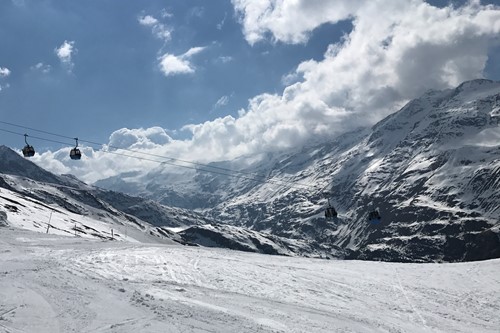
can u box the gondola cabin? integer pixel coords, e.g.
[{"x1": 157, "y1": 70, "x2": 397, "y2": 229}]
[
  {"x1": 324, "y1": 197, "x2": 338, "y2": 220},
  {"x1": 70, "y1": 137, "x2": 82, "y2": 160},
  {"x1": 22, "y1": 134, "x2": 35, "y2": 157},
  {"x1": 70, "y1": 147, "x2": 81, "y2": 160},
  {"x1": 22, "y1": 145, "x2": 35, "y2": 157},
  {"x1": 325, "y1": 206, "x2": 338, "y2": 219},
  {"x1": 368, "y1": 210, "x2": 381, "y2": 224}
]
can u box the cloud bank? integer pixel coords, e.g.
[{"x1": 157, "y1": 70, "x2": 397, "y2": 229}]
[{"x1": 34, "y1": 0, "x2": 500, "y2": 183}]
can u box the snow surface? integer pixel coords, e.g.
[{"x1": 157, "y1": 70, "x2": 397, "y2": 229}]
[{"x1": 0, "y1": 227, "x2": 499, "y2": 333}]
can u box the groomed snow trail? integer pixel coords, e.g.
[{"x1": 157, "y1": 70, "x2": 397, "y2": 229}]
[{"x1": 1, "y1": 228, "x2": 499, "y2": 332}]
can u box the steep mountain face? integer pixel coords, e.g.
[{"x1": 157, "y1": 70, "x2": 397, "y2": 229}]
[
  {"x1": 96, "y1": 79, "x2": 500, "y2": 262},
  {"x1": 0, "y1": 145, "x2": 214, "y2": 229},
  {"x1": 0, "y1": 146, "x2": 63, "y2": 185}
]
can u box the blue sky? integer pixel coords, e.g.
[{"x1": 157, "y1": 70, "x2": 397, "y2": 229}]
[
  {"x1": 0, "y1": 0, "x2": 349, "y2": 148},
  {"x1": 1, "y1": 0, "x2": 500, "y2": 182}
]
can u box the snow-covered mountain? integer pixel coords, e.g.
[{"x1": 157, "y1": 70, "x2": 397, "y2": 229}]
[
  {"x1": 0, "y1": 145, "x2": 322, "y2": 256},
  {"x1": 96, "y1": 79, "x2": 500, "y2": 262}
]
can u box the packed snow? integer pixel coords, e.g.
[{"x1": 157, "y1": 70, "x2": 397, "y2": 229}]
[{"x1": 0, "y1": 227, "x2": 499, "y2": 332}]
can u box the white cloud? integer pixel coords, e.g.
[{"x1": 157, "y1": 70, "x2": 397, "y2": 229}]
[
  {"x1": 161, "y1": 9, "x2": 173, "y2": 19},
  {"x1": 217, "y1": 12, "x2": 227, "y2": 30},
  {"x1": 228, "y1": 0, "x2": 500, "y2": 128},
  {"x1": 0, "y1": 67, "x2": 11, "y2": 77},
  {"x1": 232, "y1": 0, "x2": 364, "y2": 45},
  {"x1": 158, "y1": 55, "x2": 194, "y2": 75},
  {"x1": 108, "y1": 127, "x2": 172, "y2": 150},
  {"x1": 217, "y1": 56, "x2": 233, "y2": 64},
  {"x1": 32, "y1": 128, "x2": 174, "y2": 183},
  {"x1": 157, "y1": 0, "x2": 500, "y2": 156},
  {"x1": 138, "y1": 14, "x2": 172, "y2": 42},
  {"x1": 183, "y1": 46, "x2": 205, "y2": 58},
  {"x1": 31, "y1": 62, "x2": 51, "y2": 74},
  {"x1": 0, "y1": 67, "x2": 11, "y2": 93},
  {"x1": 281, "y1": 71, "x2": 301, "y2": 86},
  {"x1": 213, "y1": 95, "x2": 230, "y2": 110},
  {"x1": 138, "y1": 15, "x2": 158, "y2": 26},
  {"x1": 158, "y1": 47, "x2": 206, "y2": 76},
  {"x1": 54, "y1": 40, "x2": 76, "y2": 72}
]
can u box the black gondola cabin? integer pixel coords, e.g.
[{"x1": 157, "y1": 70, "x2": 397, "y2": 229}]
[{"x1": 22, "y1": 134, "x2": 35, "y2": 157}]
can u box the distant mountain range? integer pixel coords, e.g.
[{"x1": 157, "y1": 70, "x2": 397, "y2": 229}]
[
  {"x1": 1, "y1": 79, "x2": 499, "y2": 262},
  {"x1": 0, "y1": 145, "x2": 319, "y2": 256}
]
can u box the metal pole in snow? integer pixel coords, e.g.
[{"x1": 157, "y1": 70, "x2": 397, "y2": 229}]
[{"x1": 46, "y1": 211, "x2": 52, "y2": 234}]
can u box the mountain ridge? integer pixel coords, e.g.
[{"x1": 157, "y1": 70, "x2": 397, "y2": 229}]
[{"x1": 94, "y1": 79, "x2": 500, "y2": 262}]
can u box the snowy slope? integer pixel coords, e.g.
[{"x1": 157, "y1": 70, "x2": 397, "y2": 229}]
[
  {"x1": 0, "y1": 144, "x2": 219, "y2": 230},
  {"x1": 95, "y1": 79, "x2": 500, "y2": 262},
  {"x1": 1, "y1": 146, "x2": 324, "y2": 257},
  {"x1": 0, "y1": 185, "x2": 174, "y2": 243},
  {"x1": 0, "y1": 228, "x2": 499, "y2": 333}
]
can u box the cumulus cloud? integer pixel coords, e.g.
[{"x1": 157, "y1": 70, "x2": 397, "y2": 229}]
[
  {"x1": 281, "y1": 71, "x2": 301, "y2": 86},
  {"x1": 0, "y1": 67, "x2": 11, "y2": 92},
  {"x1": 0, "y1": 67, "x2": 11, "y2": 77},
  {"x1": 35, "y1": 1, "x2": 500, "y2": 184},
  {"x1": 55, "y1": 40, "x2": 76, "y2": 72},
  {"x1": 107, "y1": 127, "x2": 172, "y2": 150},
  {"x1": 158, "y1": 47, "x2": 206, "y2": 76},
  {"x1": 227, "y1": 0, "x2": 500, "y2": 130},
  {"x1": 31, "y1": 128, "x2": 174, "y2": 183},
  {"x1": 138, "y1": 15, "x2": 158, "y2": 26},
  {"x1": 138, "y1": 14, "x2": 172, "y2": 42},
  {"x1": 232, "y1": 0, "x2": 364, "y2": 45},
  {"x1": 155, "y1": 0, "x2": 500, "y2": 153}
]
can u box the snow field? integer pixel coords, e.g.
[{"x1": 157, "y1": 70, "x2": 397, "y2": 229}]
[{"x1": 1, "y1": 229, "x2": 499, "y2": 332}]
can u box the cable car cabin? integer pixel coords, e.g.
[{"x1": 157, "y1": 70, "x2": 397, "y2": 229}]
[
  {"x1": 368, "y1": 210, "x2": 381, "y2": 224},
  {"x1": 22, "y1": 145, "x2": 35, "y2": 157},
  {"x1": 325, "y1": 206, "x2": 338, "y2": 219},
  {"x1": 69, "y1": 148, "x2": 82, "y2": 160}
]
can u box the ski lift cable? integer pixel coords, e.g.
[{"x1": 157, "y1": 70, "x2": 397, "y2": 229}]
[
  {"x1": 0, "y1": 127, "x2": 316, "y2": 191},
  {"x1": 0, "y1": 120, "x2": 317, "y2": 190}
]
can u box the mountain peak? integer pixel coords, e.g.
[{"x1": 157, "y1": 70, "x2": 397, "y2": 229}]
[
  {"x1": 0, "y1": 145, "x2": 62, "y2": 185},
  {"x1": 456, "y1": 78, "x2": 496, "y2": 90}
]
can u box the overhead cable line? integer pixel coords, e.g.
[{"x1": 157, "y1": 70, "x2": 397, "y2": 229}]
[
  {"x1": 0, "y1": 120, "x2": 316, "y2": 189},
  {"x1": 0, "y1": 125, "x2": 317, "y2": 191}
]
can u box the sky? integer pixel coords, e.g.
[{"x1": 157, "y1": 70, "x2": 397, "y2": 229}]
[{"x1": 0, "y1": 0, "x2": 500, "y2": 183}]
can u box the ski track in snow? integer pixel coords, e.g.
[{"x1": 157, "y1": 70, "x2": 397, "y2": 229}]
[{"x1": 1, "y1": 228, "x2": 499, "y2": 333}]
